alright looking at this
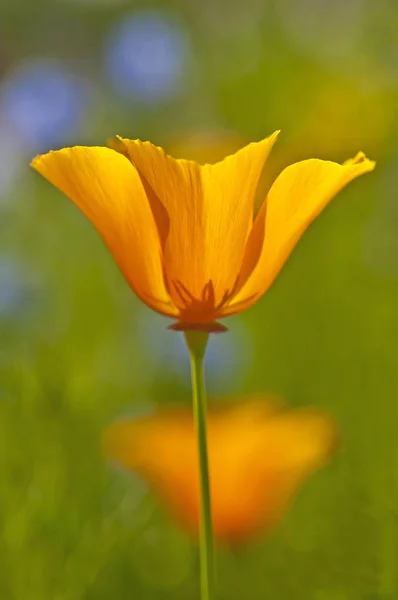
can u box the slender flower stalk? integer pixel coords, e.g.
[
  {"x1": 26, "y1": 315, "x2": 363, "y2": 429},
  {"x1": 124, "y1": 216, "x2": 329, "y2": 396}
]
[{"x1": 184, "y1": 330, "x2": 214, "y2": 600}]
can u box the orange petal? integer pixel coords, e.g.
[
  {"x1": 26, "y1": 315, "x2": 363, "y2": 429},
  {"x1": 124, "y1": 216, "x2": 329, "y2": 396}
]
[
  {"x1": 226, "y1": 153, "x2": 375, "y2": 312},
  {"x1": 199, "y1": 133, "x2": 279, "y2": 301},
  {"x1": 119, "y1": 134, "x2": 278, "y2": 310},
  {"x1": 117, "y1": 138, "x2": 204, "y2": 305},
  {"x1": 103, "y1": 398, "x2": 337, "y2": 545},
  {"x1": 31, "y1": 147, "x2": 177, "y2": 317}
]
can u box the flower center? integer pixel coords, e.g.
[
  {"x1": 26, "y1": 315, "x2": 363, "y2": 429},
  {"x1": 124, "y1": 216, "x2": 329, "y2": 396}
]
[{"x1": 172, "y1": 279, "x2": 236, "y2": 322}]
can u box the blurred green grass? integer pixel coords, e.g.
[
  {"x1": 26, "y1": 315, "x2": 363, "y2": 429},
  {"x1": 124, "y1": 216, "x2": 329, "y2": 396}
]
[{"x1": 1, "y1": 0, "x2": 398, "y2": 598}]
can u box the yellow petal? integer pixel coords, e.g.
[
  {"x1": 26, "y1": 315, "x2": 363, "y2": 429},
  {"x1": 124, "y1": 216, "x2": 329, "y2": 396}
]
[
  {"x1": 199, "y1": 132, "x2": 279, "y2": 302},
  {"x1": 103, "y1": 398, "x2": 337, "y2": 545},
  {"x1": 117, "y1": 139, "x2": 203, "y2": 305},
  {"x1": 228, "y1": 154, "x2": 375, "y2": 311},
  {"x1": 119, "y1": 134, "x2": 278, "y2": 312},
  {"x1": 31, "y1": 147, "x2": 176, "y2": 316}
]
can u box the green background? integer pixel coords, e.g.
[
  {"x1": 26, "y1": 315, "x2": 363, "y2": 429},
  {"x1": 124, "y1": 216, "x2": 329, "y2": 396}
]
[{"x1": 1, "y1": 0, "x2": 398, "y2": 598}]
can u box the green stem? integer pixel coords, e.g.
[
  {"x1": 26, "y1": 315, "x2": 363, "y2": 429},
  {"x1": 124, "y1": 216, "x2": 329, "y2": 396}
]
[{"x1": 184, "y1": 331, "x2": 214, "y2": 600}]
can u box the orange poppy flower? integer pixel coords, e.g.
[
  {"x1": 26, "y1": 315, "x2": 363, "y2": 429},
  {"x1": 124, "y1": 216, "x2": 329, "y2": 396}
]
[
  {"x1": 31, "y1": 135, "x2": 374, "y2": 332},
  {"x1": 103, "y1": 397, "x2": 338, "y2": 545}
]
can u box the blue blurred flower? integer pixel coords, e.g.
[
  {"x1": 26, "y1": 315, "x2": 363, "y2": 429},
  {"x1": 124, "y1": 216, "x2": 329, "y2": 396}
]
[
  {"x1": 0, "y1": 258, "x2": 35, "y2": 318},
  {"x1": 104, "y1": 11, "x2": 191, "y2": 103},
  {"x1": 0, "y1": 58, "x2": 90, "y2": 153},
  {"x1": 0, "y1": 130, "x2": 24, "y2": 200},
  {"x1": 137, "y1": 311, "x2": 252, "y2": 392}
]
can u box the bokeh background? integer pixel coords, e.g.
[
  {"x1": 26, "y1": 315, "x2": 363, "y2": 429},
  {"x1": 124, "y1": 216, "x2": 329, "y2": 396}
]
[{"x1": 1, "y1": 0, "x2": 398, "y2": 598}]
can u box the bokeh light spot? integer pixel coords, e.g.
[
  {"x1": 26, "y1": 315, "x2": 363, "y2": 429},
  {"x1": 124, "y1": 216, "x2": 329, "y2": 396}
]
[
  {"x1": 104, "y1": 10, "x2": 191, "y2": 103},
  {"x1": 0, "y1": 258, "x2": 35, "y2": 319},
  {"x1": 0, "y1": 58, "x2": 90, "y2": 152},
  {"x1": 137, "y1": 310, "x2": 252, "y2": 392}
]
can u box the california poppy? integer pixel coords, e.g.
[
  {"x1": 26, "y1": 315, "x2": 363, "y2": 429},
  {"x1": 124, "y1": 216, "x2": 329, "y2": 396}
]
[
  {"x1": 103, "y1": 397, "x2": 337, "y2": 545},
  {"x1": 31, "y1": 135, "x2": 374, "y2": 332}
]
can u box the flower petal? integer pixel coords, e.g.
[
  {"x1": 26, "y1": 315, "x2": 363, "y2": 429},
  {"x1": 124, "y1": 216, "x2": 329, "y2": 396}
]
[
  {"x1": 227, "y1": 154, "x2": 375, "y2": 311},
  {"x1": 117, "y1": 138, "x2": 204, "y2": 304},
  {"x1": 103, "y1": 398, "x2": 337, "y2": 544},
  {"x1": 119, "y1": 134, "x2": 278, "y2": 310},
  {"x1": 31, "y1": 147, "x2": 176, "y2": 316},
  {"x1": 199, "y1": 132, "x2": 279, "y2": 301}
]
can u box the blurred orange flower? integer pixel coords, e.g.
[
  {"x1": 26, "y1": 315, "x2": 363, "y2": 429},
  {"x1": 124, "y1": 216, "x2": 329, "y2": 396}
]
[
  {"x1": 31, "y1": 136, "x2": 374, "y2": 332},
  {"x1": 103, "y1": 398, "x2": 337, "y2": 545}
]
